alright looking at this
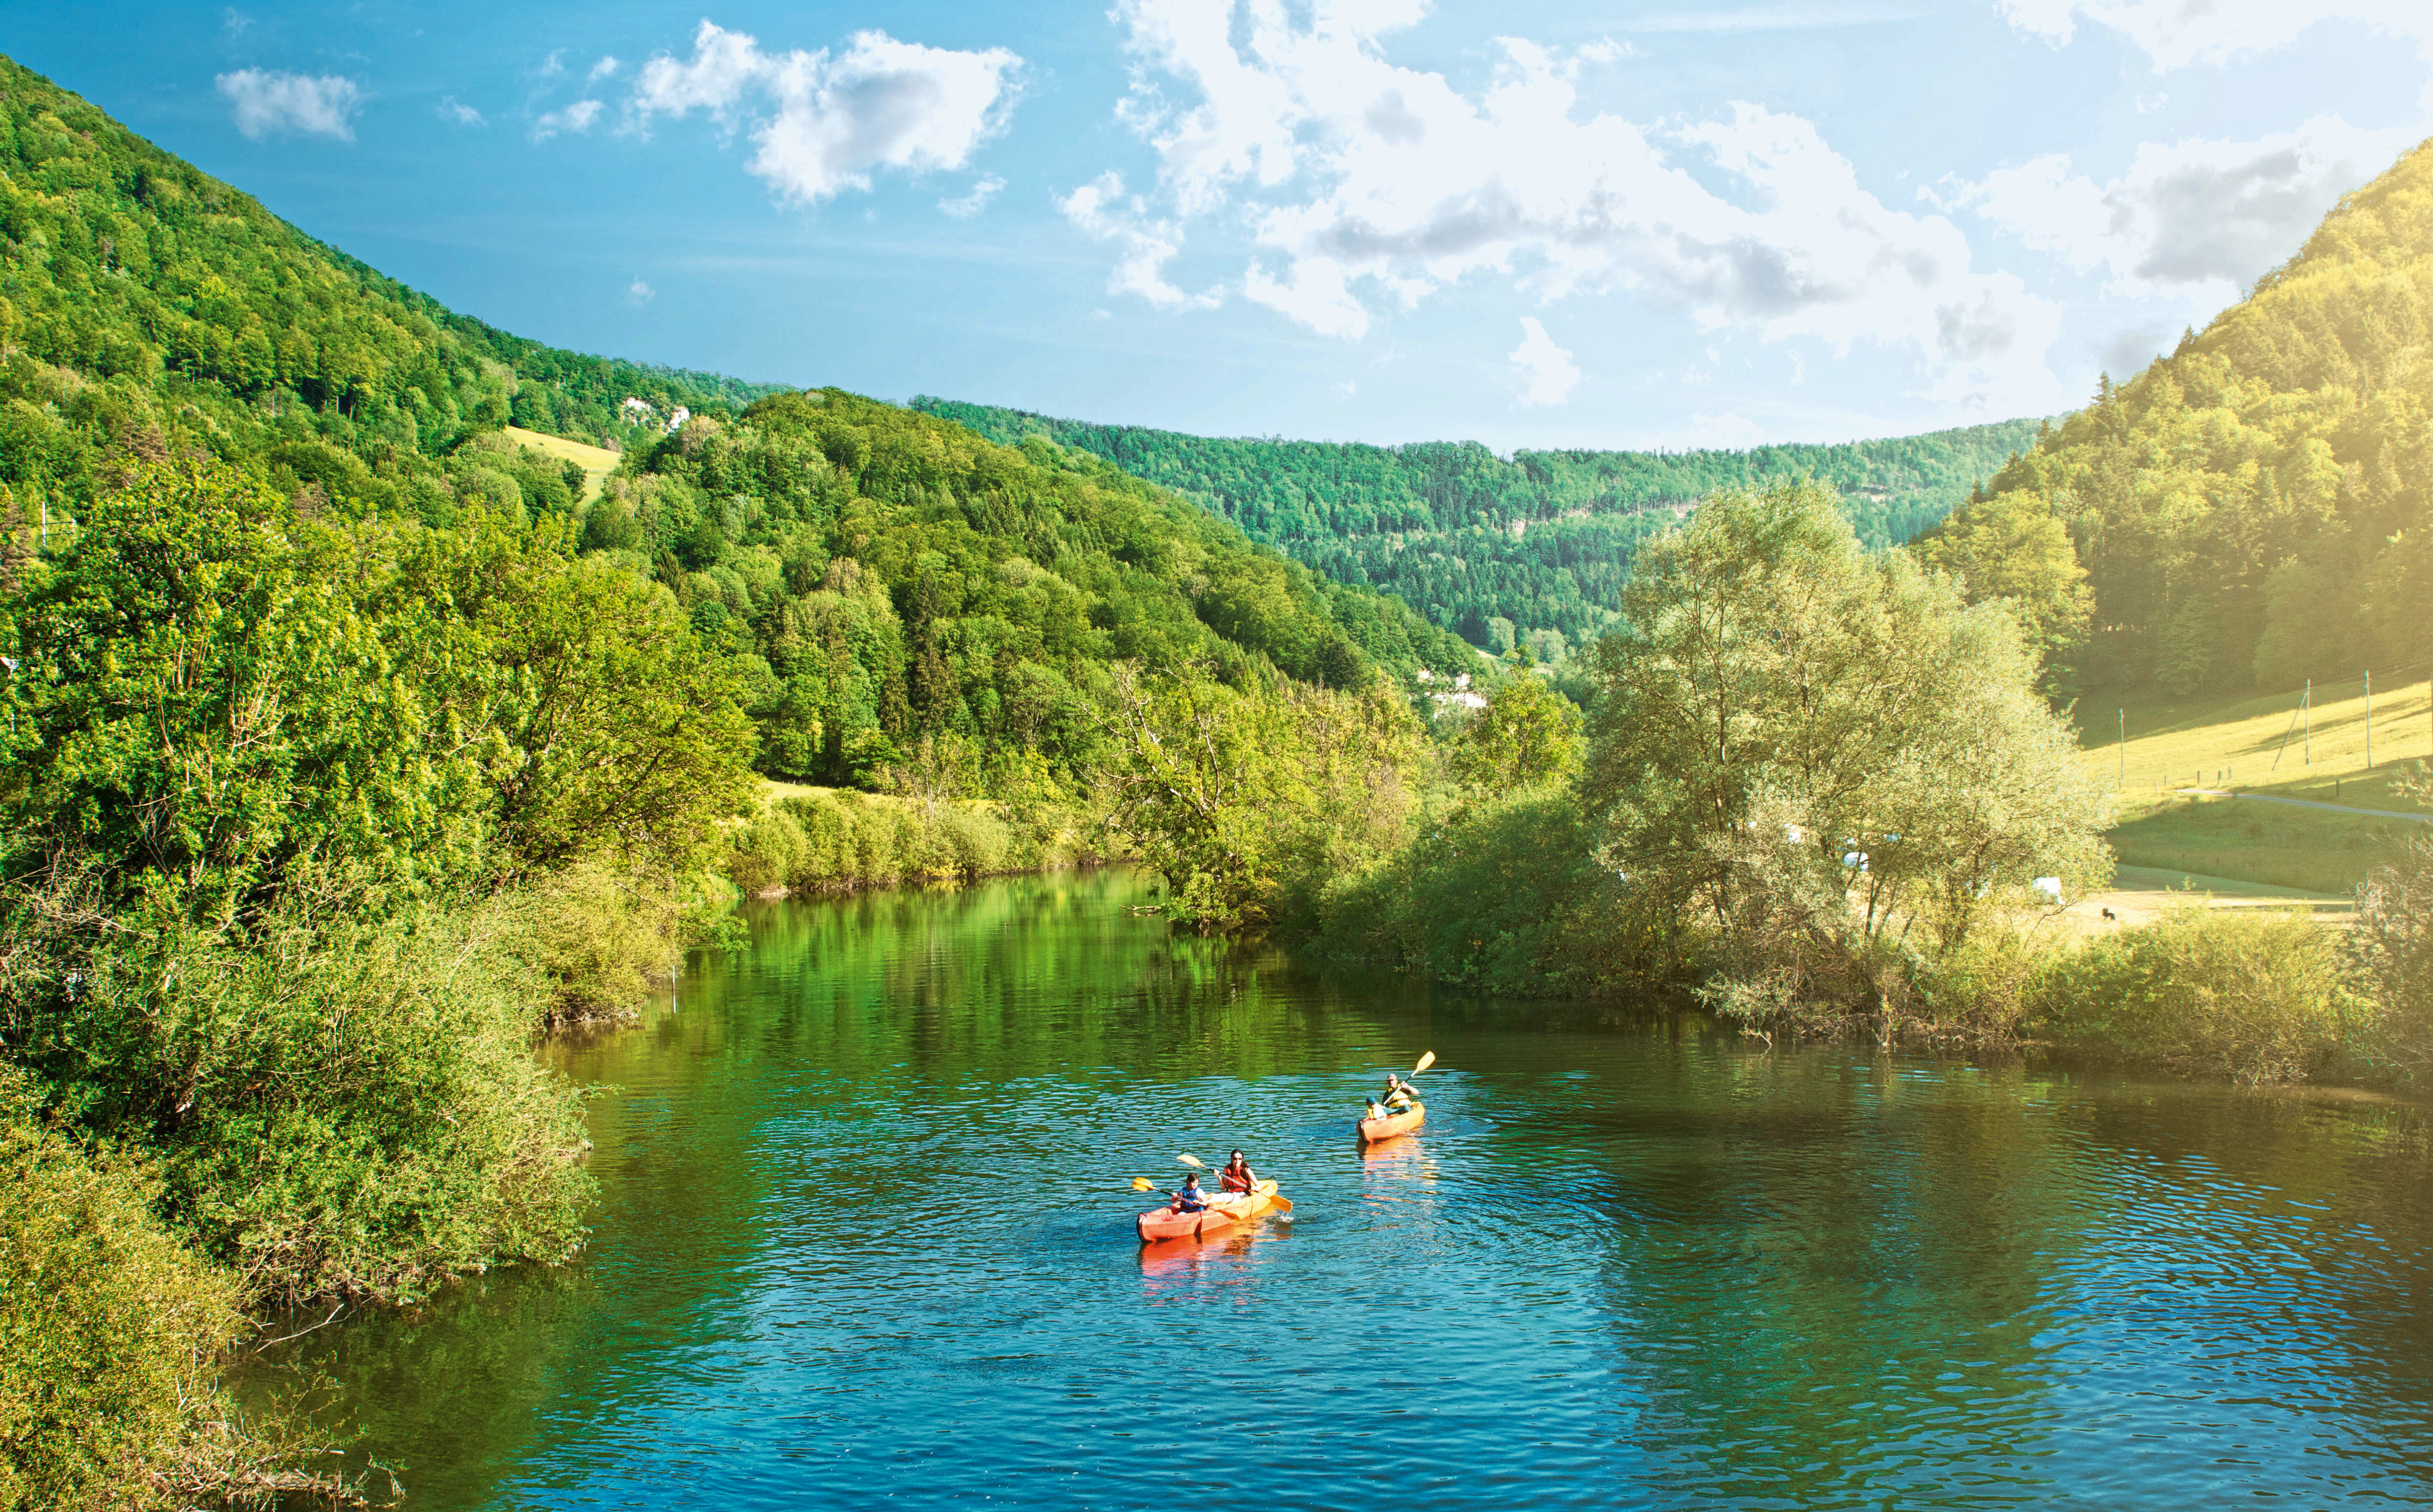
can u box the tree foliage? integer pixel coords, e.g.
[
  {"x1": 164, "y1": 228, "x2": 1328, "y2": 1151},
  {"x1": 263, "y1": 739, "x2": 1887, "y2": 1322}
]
[
  {"x1": 0, "y1": 454, "x2": 755, "y2": 918},
  {"x1": 2355, "y1": 771, "x2": 2433, "y2": 1084},
  {"x1": 1097, "y1": 664, "x2": 1425, "y2": 931},
  {"x1": 1920, "y1": 134, "x2": 2433, "y2": 694},
  {"x1": 599, "y1": 390, "x2": 1477, "y2": 792},
  {"x1": 1578, "y1": 483, "x2": 2110, "y2": 1026},
  {"x1": 918, "y1": 395, "x2": 2044, "y2": 655},
  {"x1": 1447, "y1": 674, "x2": 1583, "y2": 789}
]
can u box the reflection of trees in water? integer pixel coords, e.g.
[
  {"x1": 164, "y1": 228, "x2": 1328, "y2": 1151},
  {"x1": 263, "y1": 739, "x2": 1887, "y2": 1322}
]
[
  {"x1": 1578, "y1": 1053, "x2": 2089, "y2": 1503},
  {"x1": 285, "y1": 873, "x2": 2433, "y2": 1509},
  {"x1": 237, "y1": 1264, "x2": 603, "y2": 1508}
]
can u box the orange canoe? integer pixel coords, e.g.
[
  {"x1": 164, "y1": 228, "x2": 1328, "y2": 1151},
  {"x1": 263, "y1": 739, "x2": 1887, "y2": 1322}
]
[
  {"x1": 1136, "y1": 1179, "x2": 1279, "y2": 1241},
  {"x1": 1357, "y1": 1101, "x2": 1423, "y2": 1142}
]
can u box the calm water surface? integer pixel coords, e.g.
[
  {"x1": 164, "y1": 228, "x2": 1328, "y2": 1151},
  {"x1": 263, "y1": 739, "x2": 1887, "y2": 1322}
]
[{"x1": 279, "y1": 868, "x2": 2433, "y2": 1509}]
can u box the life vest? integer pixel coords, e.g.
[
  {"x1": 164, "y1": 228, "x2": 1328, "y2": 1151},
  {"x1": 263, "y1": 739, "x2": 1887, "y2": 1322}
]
[{"x1": 1220, "y1": 1163, "x2": 1252, "y2": 1193}]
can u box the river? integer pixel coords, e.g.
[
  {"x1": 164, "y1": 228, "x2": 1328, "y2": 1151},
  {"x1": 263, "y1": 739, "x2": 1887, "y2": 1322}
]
[{"x1": 271, "y1": 867, "x2": 2433, "y2": 1509}]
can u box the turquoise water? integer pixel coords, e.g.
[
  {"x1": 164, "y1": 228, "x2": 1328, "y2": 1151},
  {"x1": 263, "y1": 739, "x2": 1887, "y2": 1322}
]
[{"x1": 274, "y1": 868, "x2": 2433, "y2": 1508}]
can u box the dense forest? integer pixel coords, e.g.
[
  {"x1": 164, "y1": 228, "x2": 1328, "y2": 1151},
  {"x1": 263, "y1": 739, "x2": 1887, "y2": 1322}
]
[
  {"x1": 1917, "y1": 134, "x2": 2433, "y2": 696},
  {"x1": 596, "y1": 390, "x2": 1478, "y2": 792},
  {"x1": 915, "y1": 396, "x2": 2044, "y2": 655}
]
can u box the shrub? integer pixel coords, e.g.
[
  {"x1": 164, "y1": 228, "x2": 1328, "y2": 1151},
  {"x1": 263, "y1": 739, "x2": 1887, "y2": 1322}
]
[
  {"x1": 1316, "y1": 788, "x2": 1656, "y2": 997},
  {"x1": 2026, "y1": 909, "x2": 2360, "y2": 1084},
  {"x1": 0, "y1": 1070, "x2": 323, "y2": 1511},
  {"x1": 724, "y1": 790, "x2": 1075, "y2": 897},
  {"x1": 492, "y1": 863, "x2": 686, "y2": 1027},
  {"x1": 1, "y1": 887, "x2": 594, "y2": 1305},
  {"x1": 2353, "y1": 775, "x2": 2433, "y2": 1085}
]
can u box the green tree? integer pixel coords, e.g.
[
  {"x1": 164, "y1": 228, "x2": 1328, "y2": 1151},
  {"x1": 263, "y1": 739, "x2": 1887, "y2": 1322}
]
[
  {"x1": 1578, "y1": 483, "x2": 2109, "y2": 1030},
  {"x1": 1449, "y1": 675, "x2": 1583, "y2": 789},
  {"x1": 1097, "y1": 664, "x2": 1423, "y2": 931},
  {"x1": 1909, "y1": 488, "x2": 2093, "y2": 695}
]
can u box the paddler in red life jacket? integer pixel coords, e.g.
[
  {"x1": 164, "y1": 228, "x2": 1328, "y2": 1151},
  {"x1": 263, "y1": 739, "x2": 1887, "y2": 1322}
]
[
  {"x1": 1171, "y1": 1172, "x2": 1210, "y2": 1213},
  {"x1": 1218, "y1": 1150, "x2": 1257, "y2": 1196}
]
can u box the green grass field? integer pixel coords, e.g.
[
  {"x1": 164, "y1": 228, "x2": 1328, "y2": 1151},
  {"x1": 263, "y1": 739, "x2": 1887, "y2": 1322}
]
[
  {"x1": 2076, "y1": 672, "x2": 2433, "y2": 892},
  {"x1": 504, "y1": 425, "x2": 622, "y2": 502}
]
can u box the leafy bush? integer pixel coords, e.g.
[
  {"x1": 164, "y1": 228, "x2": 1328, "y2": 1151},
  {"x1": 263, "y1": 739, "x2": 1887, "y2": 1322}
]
[
  {"x1": 493, "y1": 863, "x2": 688, "y2": 1027},
  {"x1": 1097, "y1": 667, "x2": 1426, "y2": 931},
  {"x1": 0, "y1": 1071, "x2": 306, "y2": 1511},
  {"x1": 2026, "y1": 909, "x2": 2360, "y2": 1084},
  {"x1": 2354, "y1": 773, "x2": 2433, "y2": 1084},
  {"x1": 0, "y1": 887, "x2": 593, "y2": 1305},
  {"x1": 725, "y1": 790, "x2": 1084, "y2": 897},
  {"x1": 1316, "y1": 788, "x2": 1653, "y2": 997}
]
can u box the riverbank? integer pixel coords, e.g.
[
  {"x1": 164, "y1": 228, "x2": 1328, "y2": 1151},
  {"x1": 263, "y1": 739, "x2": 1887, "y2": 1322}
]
[
  {"x1": 720, "y1": 785, "x2": 1121, "y2": 900},
  {"x1": 240, "y1": 868, "x2": 2433, "y2": 1512}
]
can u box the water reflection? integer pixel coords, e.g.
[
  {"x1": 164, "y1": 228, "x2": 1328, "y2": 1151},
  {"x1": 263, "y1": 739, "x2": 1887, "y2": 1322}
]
[{"x1": 248, "y1": 867, "x2": 2433, "y2": 1511}]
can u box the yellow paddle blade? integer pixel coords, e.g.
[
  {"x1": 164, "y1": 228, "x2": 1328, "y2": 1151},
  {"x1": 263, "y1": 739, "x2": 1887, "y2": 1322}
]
[
  {"x1": 1413, "y1": 1051, "x2": 1436, "y2": 1075},
  {"x1": 1131, "y1": 1177, "x2": 1155, "y2": 1191},
  {"x1": 1177, "y1": 1153, "x2": 1207, "y2": 1168}
]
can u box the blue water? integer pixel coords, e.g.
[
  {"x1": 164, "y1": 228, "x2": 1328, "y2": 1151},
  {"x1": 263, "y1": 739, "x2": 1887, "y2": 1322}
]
[{"x1": 272, "y1": 868, "x2": 2433, "y2": 1508}]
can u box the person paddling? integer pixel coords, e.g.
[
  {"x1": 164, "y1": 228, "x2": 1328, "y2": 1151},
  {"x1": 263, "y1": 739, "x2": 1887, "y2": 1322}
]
[
  {"x1": 1171, "y1": 1172, "x2": 1210, "y2": 1213},
  {"x1": 1382, "y1": 1072, "x2": 1418, "y2": 1108},
  {"x1": 1218, "y1": 1149, "x2": 1258, "y2": 1196}
]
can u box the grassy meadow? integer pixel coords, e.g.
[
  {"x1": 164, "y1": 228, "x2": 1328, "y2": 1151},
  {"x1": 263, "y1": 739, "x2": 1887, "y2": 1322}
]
[
  {"x1": 2076, "y1": 672, "x2": 2433, "y2": 892},
  {"x1": 503, "y1": 425, "x2": 622, "y2": 502}
]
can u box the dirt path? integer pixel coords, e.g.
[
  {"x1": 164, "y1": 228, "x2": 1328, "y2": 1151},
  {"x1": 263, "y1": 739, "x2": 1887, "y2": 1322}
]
[
  {"x1": 2179, "y1": 788, "x2": 2433, "y2": 822},
  {"x1": 2057, "y1": 864, "x2": 2353, "y2": 934}
]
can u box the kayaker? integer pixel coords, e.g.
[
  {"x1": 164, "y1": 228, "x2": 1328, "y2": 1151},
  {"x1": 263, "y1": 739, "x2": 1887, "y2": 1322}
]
[
  {"x1": 1382, "y1": 1073, "x2": 1417, "y2": 1108},
  {"x1": 1219, "y1": 1150, "x2": 1257, "y2": 1195},
  {"x1": 1172, "y1": 1172, "x2": 1210, "y2": 1213}
]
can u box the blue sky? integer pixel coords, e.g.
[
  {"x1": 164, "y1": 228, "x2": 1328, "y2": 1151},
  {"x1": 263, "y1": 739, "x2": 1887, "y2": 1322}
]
[{"x1": 11, "y1": 1, "x2": 2430, "y2": 449}]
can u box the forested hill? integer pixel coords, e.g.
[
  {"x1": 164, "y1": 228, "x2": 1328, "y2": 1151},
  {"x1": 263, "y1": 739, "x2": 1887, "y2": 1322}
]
[
  {"x1": 913, "y1": 396, "x2": 2044, "y2": 657},
  {"x1": 0, "y1": 56, "x2": 784, "y2": 517},
  {"x1": 1919, "y1": 135, "x2": 2433, "y2": 697},
  {"x1": 0, "y1": 53, "x2": 1475, "y2": 787}
]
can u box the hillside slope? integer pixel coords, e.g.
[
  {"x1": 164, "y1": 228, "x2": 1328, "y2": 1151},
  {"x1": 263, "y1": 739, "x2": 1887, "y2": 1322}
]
[
  {"x1": 1922, "y1": 134, "x2": 2433, "y2": 697},
  {"x1": 0, "y1": 56, "x2": 783, "y2": 521},
  {"x1": 0, "y1": 54, "x2": 1476, "y2": 794},
  {"x1": 914, "y1": 397, "x2": 2044, "y2": 655}
]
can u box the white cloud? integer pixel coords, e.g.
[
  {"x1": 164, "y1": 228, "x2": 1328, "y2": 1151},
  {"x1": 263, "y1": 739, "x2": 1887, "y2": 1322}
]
[
  {"x1": 940, "y1": 174, "x2": 1005, "y2": 217},
  {"x1": 1954, "y1": 116, "x2": 2418, "y2": 296},
  {"x1": 437, "y1": 95, "x2": 485, "y2": 127},
  {"x1": 1997, "y1": 0, "x2": 2433, "y2": 74},
  {"x1": 1058, "y1": 171, "x2": 1223, "y2": 310},
  {"x1": 1333, "y1": 379, "x2": 1358, "y2": 397},
  {"x1": 590, "y1": 56, "x2": 620, "y2": 81},
  {"x1": 1083, "y1": 0, "x2": 2065, "y2": 412},
  {"x1": 1509, "y1": 316, "x2": 1581, "y2": 405},
  {"x1": 630, "y1": 20, "x2": 1022, "y2": 205},
  {"x1": 216, "y1": 69, "x2": 361, "y2": 141},
  {"x1": 539, "y1": 49, "x2": 565, "y2": 78},
  {"x1": 532, "y1": 98, "x2": 604, "y2": 142},
  {"x1": 628, "y1": 277, "x2": 655, "y2": 304}
]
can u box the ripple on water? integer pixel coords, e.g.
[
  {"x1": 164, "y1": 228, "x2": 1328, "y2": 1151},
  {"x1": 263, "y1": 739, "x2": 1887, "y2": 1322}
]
[{"x1": 245, "y1": 871, "x2": 2433, "y2": 1511}]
